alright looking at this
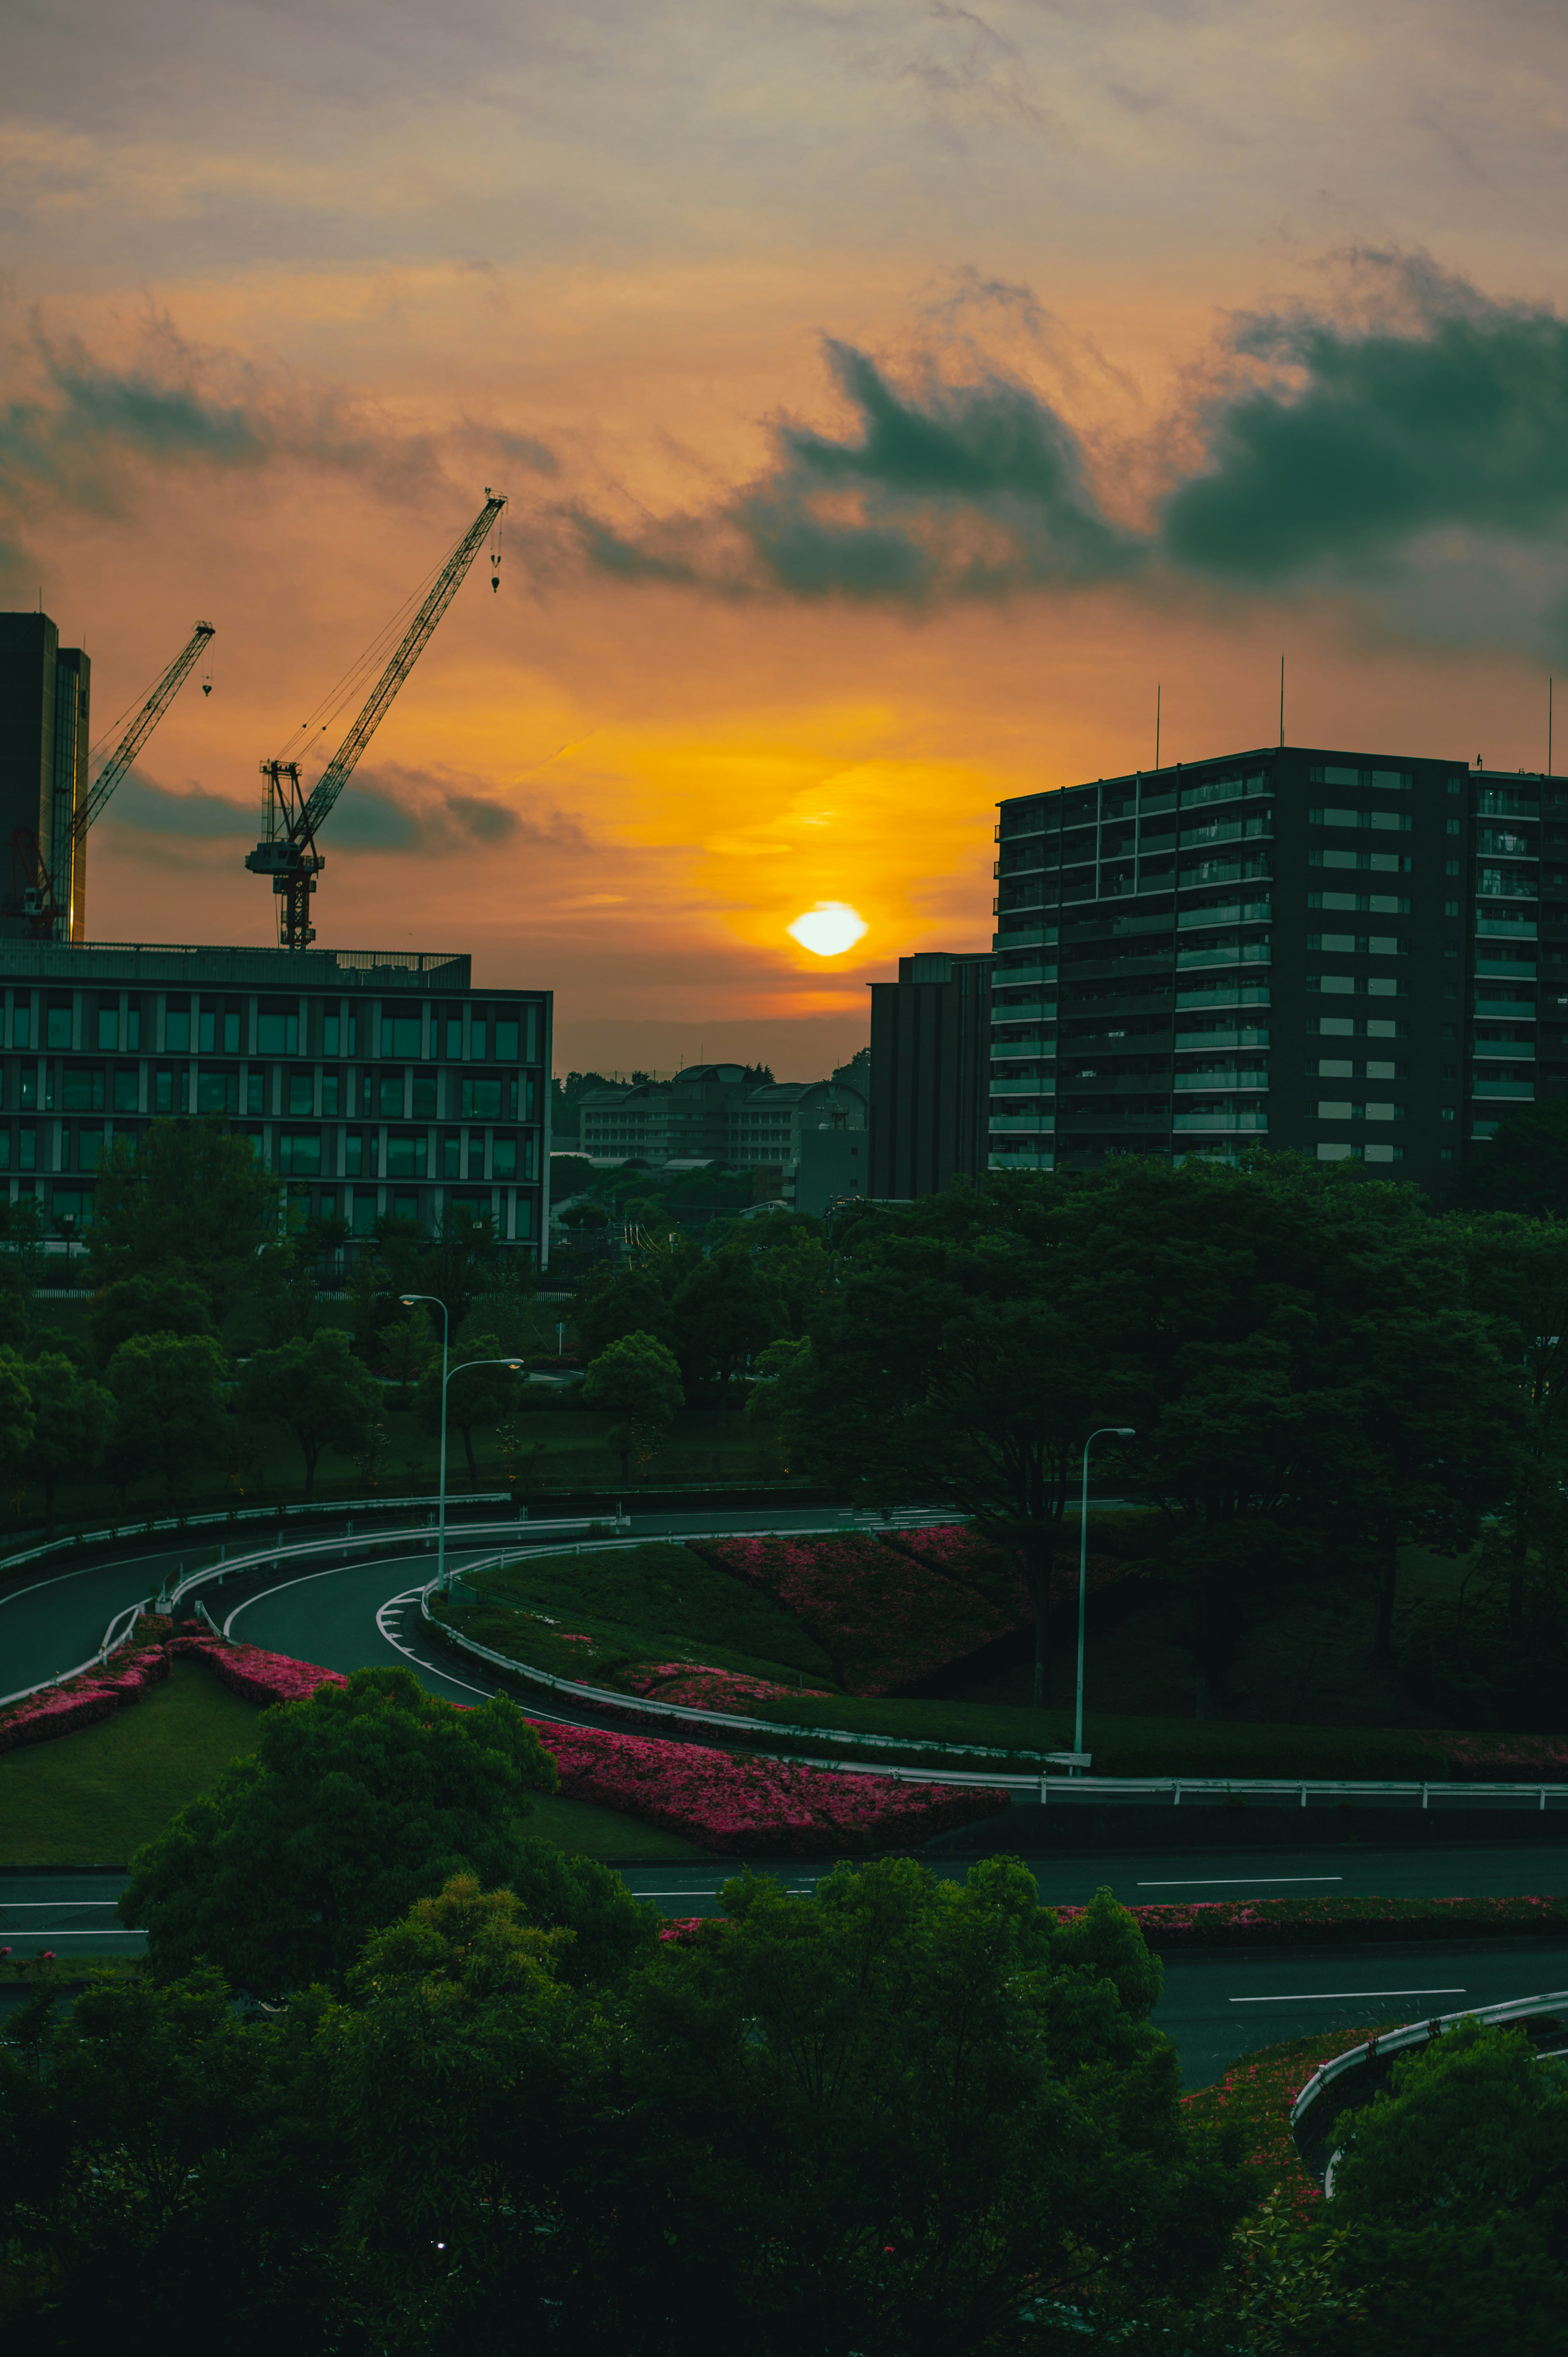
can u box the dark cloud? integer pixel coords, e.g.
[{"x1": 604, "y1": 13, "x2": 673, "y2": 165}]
[
  {"x1": 0, "y1": 303, "x2": 557, "y2": 582},
  {"x1": 1162, "y1": 255, "x2": 1568, "y2": 581},
  {"x1": 569, "y1": 334, "x2": 1140, "y2": 603},
  {"x1": 101, "y1": 759, "x2": 586, "y2": 859}
]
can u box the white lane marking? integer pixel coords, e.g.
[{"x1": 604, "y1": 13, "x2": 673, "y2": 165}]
[
  {"x1": 1230, "y1": 1988, "x2": 1465, "y2": 2003},
  {"x1": 225, "y1": 1555, "x2": 417, "y2": 1638},
  {"x1": 1136, "y1": 1876, "x2": 1345, "y2": 1888},
  {"x1": 374, "y1": 1585, "x2": 504, "y2": 1700}
]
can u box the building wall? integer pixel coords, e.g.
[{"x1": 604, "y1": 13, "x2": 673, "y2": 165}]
[
  {"x1": 868, "y1": 952, "x2": 993, "y2": 1198},
  {"x1": 991, "y1": 745, "x2": 1568, "y2": 1187},
  {"x1": 0, "y1": 615, "x2": 90, "y2": 939},
  {"x1": 0, "y1": 940, "x2": 551, "y2": 1257},
  {"x1": 578, "y1": 1065, "x2": 866, "y2": 1171},
  {"x1": 794, "y1": 1126, "x2": 869, "y2": 1219}
]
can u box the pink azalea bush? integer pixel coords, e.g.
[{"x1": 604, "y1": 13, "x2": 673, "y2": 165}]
[
  {"x1": 619, "y1": 1661, "x2": 833, "y2": 1711},
  {"x1": 1417, "y1": 1730, "x2": 1568, "y2": 1782},
  {"x1": 0, "y1": 1623, "x2": 172, "y2": 1755},
  {"x1": 694, "y1": 1532, "x2": 1029, "y2": 1696},
  {"x1": 170, "y1": 1633, "x2": 347, "y2": 1706},
  {"x1": 1057, "y1": 1891, "x2": 1568, "y2": 1951},
  {"x1": 528, "y1": 1714, "x2": 1009, "y2": 1855}
]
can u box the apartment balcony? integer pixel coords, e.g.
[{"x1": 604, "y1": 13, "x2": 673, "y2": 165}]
[
  {"x1": 989, "y1": 1077, "x2": 1056, "y2": 1097},
  {"x1": 1470, "y1": 1039, "x2": 1534, "y2": 1058},
  {"x1": 1172, "y1": 1110, "x2": 1269, "y2": 1132},
  {"x1": 990, "y1": 1036, "x2": 1055, "y2": 1058},
  {"x1": 1174, "y1": 1069, "x2": 1268, "y2": 1090},
  {"x1": 1178, "y1": 901, "x2": 1271, "y2": 930},
  {"x1": 991, "y1": 926, "x2": 1056, "y2": 952},
  {"x1": 1174, "y1": 1028, "x2": 1269, "y2": 1051},
  {"x1": 1176, "y1": 942, "x2": 1272, "y2": 971},
  {"x1": 989, "y1": 965, "x2": 1056, "y2": 991},
  {"x1": 1473, "y1": 999, "x2": 1536, "y2": 1019},
  {"x1": 988, "y1": 1150, "x2": 1054, "y2": 1171},
  {"x1": 989, "y1": 1111, "x2": 1056, "y2": 1133},
  {"x1": 1471, "y1": 1078, "x2": 1535, "y2": 1098},
  {"x1": 1176, "y1": 983, "x2": 1270, "y2": 1011},
  {"x1": 1475, "y1": 916, "x2": 1538, "y2": 938},
  {"x1": 990, "y1": 999, "x2": 1056, "y2": 1025}
]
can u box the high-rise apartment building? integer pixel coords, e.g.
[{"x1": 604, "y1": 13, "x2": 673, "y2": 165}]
[
  {"x1": 991, "y1": 745, "x2": 1564, "y2": 1186},
  {"x1": 0, "y1": 938, "x2": 550, "y2": 1260},
  {"x1": 0, "y1": 613, "x2": 91, "y2": 941}
]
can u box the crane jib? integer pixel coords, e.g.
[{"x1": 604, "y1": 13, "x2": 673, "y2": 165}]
[{"x1": 249, "y1": 493, "x2": 505, "y2": 948}]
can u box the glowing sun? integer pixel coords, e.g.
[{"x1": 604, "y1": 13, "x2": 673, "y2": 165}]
[{"x1": 786, "y1": 901, "x2": 869, "y2": 957}]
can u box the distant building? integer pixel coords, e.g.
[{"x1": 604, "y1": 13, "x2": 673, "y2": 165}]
[
  {"x1": 577, "y1": 1061, "x2": 867, "y2": 1200},
  {"x1": 0, "y1": 612, "x2": 91, "y2": 941},
  {"x1": 794, "y1": 1126, "x2": 868, "y2": 1219},
  {"x1": 867, "y1": 951, "x2": 994, "y2": 1198},
  {"x1": 0, "y1": 937, "x2": 550, "y2": 1260}
]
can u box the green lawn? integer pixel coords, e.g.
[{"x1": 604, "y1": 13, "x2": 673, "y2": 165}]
[{"x1": 0, "y1": 1659, "x2": 702, "y2": 1866}]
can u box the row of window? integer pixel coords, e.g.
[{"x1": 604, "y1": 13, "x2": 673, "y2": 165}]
[
  {"x1": 0, "y1": 1124, "x2": 536, "y2": 1180},
  {"x1": 8, "y1": 1064, "x2": 535, "y2": 1122},
  {"x1": 0, "y1": 993, "x2": 539, "y2": 1062},
  {"x1": 38, "y1": 1183, "x2": 535, "y2": 1242}
]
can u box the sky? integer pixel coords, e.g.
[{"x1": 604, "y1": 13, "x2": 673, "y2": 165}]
[{"x1": 9, "y1": 1, "x2": 1568, "y2": 1074}]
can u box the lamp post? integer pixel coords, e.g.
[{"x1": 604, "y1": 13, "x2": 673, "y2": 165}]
[
  {"x1": 1075, "y1": 1426, "x2": 1135, "y2": 1765},
  {"x1": 400, "y1": 1292, "x2": 521, "y2": 1593}
]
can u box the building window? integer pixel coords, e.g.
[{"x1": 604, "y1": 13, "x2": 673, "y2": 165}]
[
  {"x1": 257, "y1": 1003, "x2": 299, "y2": 1055},
  {"x1": 350, "y1": 1190, "x2": 378, "y2": 1236},
  {"x1": 46, "y1": 997, "x2": 73, "y2": 1049},
  {"x1": 492, "y1": 1132, "x2": 518, "y2": 1180},
  {"x1": 412, "y1": 1072, "x2": 437, "y2": 1120},
  {"x1": 164, "y1": 997, "x2": 191, "y2": 1052},
  {"x1": 11, "y1": 1002, "x2": 30, "y2": 1050},
  {"x1": 321, "y1": 1069, "x2": 342, "y2": 1117},
  {"x1": 494, "y1": 1015, "x2": 519, "y2": 1061},
  {"x1": 376, "y1": 1071, "x2": 405, "y2": 1119},
  {"x1": 112, "y1": 1066, "x2": 138, "y2": 1113},
  {"x1": 461, "y1": 1076, "x2": 502, "y2": 1119},
  {"x1": 386, "y1": 1132, "x2": 428, "y2": 1179},
  {"x1": 51, "y1": 1186, "x2": 91, "y2": 1224},
  {"x1": 344, "y1": 1132, "x2": 367, "y2": 1177},
  {"x1": 469, "y1": 1012, "x2": 489, "y2": 1061},
  {"x1": 18, "y1": 1126, "x2": 35, "y2": 1170},
  {"x1": 96, "y1": 996, "x2": 119, "y2": 1051},
  {"x1": 390, "y1": 1194, "x2": 421, "y2": 1226},
  {"x1": 287, "y1": 1071, "x2": 314, "y2": 1116},
  {"x1": 380, "y1": 1012, "x2": 423, "y2": 1059},
  {"x1": 279, "y1": 1131, "x2": 322, "y2": 1176},
  {"x1": 62, "y1": 1064, "x2": 105, "y2": 1112},
  {"x1": 77, "y1": 1127, "x2": 103, "y2": 1171},
  {"x1": 441, "y1": 1130, "x2": 461, "y2": 1179},
  {"x1": 196, "y1": 1068, "x2": 239, "y2": 1116}
]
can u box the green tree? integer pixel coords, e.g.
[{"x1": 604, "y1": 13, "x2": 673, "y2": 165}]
[
  {"x1": 671, "y1": 1244, "x2": 783, "y2": 1420},
  {"x1": 0, "y1": 1965, "x2": 349, "y2": 2354},
  {"x1": 120, "y1": 1665, "x2": 650, "y2": 1997},
  {"x1": 375, "y1": 1309, "x2": 435, "y2": 1400},
  {"x1": 23, "y1": 1351, "x2": 114, "y2": 1538},
  {"x1": 752, "y1": 1223, "x2": 832, "y2": 1336},
  {"x1": 88, "y1": 1273, "x2": 216, "y2": 1372},
  {"x1": 104, "y1": 1331, "x2": 229, "y2": 1505},
  {"x1": 1454, "y1": 1096, "x2": 1568, "y2": 1216},
  {"x1": 573, "y1": 1260, "x2": 683, "y2": 1361},
  {"x1": 234, "y1": 1326, "x2": 383, "y2": 1498},
  {"x1": 0, "y1": 1347, "x2": 34, "y2": 1491},
  {"x1": 1323, "y1": 2018, "x2": 1568, "y2": 2354},
  {"x1": 416, "y1": 1330, "x2": 521, "y2": 1485},
  {"x1": 88, "y1": 1117, "x2": 279, "y2": 1318},
  {"x1": 601, "y1": 1858, "x2": 1243, "y2": 2351},
  {"x1": 582, "y1": 1329, "x2": 684, "y2": 1479}
]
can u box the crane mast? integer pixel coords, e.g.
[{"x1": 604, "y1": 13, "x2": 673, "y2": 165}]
[
  {"x1": 8, "y1": 618, "x2": 215, "y2": 943},
  {"x1": 248, "y1": 492, "x2": 506, "y2": 948}
]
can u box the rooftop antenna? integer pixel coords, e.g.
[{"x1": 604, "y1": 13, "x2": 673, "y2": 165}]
[
  {"x1": 1154, "y1": 683, "x2": 1161, "y2": 770},
  {"x1": 1551, "y1": 676, "x2": 1555, "y2": 778},
  {"x1": 1278, "y1": 654, "x2": 1285, "y2": 749}
]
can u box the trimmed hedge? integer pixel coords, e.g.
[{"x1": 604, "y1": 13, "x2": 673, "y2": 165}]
[{"x1": 1077, "y1": 1891, "x2": 1568, "y2": 1952}]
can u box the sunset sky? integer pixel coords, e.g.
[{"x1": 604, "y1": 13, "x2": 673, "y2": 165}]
[{"x1": 9, "y1": 0, "x2": 1568, "y2": 1073}]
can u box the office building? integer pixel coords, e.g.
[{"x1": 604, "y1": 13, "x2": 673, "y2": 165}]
[
  {"x1": 991, "y1": 744, "x2": 1565, "y2": 1185},
  {"x1": 0, "y1": 613, "x2": 90, "y2": 941},
  {"x1": 0, "y1": 938, "x2": 550, "y2": 1259},
  {"x1": 868, "y1": 951, "x2": 993, "y2": 1198}
]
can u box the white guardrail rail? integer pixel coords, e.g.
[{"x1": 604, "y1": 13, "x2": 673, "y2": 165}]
[
  {"x1": 0, "y1": 1490, "x2": 519, "y2": 1585},
  {"x1": 11, "y1": 1521, "x2": 1568, "y2": 1806},
  {"x1": 1293, "y1": 1990, "x2": 1568, "y2": 2192}
]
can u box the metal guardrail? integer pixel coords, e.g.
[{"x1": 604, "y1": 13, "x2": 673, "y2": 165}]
[
  {"x1": 0, "y1": 1492, "x2": 515, "y2": 1584},
  {"x1": 1292, "y1": 1989, "x2": 1568, "y2": 2192}
]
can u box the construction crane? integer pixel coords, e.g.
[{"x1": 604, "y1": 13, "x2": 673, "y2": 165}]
[
  {"x1": 9, "y1": 618, "x2": 216, "y2": 942},
  {"x1": 247, "y1": 491, "x2": 506, "y2": 948}
]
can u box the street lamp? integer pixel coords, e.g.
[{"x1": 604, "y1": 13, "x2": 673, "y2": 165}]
[
  {"x1": 1074, "y1": 1426, "x2": 1135, "y2": 1765},
  {"x1": 400, "y1": 1293, "x2": 522, "y2": 1595}
]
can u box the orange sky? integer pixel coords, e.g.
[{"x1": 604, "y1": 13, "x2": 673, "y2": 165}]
[{"x1": 10, "y1": 1, "x2": 1568, "y2": 1073}]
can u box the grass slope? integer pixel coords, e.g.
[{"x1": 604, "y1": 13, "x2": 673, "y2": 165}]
[{"x1": 0, "y1": 1657, "x2": 702, "y2": 1866}]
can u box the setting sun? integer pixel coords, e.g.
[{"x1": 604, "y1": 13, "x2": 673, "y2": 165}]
[{"x1": 786, "y1": 902, "x2": 869, "y2": 958}]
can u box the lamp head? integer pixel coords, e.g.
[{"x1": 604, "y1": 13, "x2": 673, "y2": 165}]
[
  {"x1": 400, "y1": 1294, "x2": 416, "y2": 1306},
  {"x1": 1115, "y1": 1426, "x2": 1136, "y2": 1437}
]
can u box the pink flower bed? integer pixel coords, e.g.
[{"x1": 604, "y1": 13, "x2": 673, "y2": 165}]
[
  {"x1": 170, "y1": 1634, "x2": 347, "y2": 1706},
  {"x1": 693, "y1": 1532, "x2": 1028, "y2": 1696},
  {"x1": 1418, "y1": 1730, "x2": 1568, "y2": 1783},
  {"x1": 619, "y1": 1661, "x2": 833, "y2": 1711},
  {"x1": 528, "y1": 1714, "x2": 1009, "y2": 1855},
  {"x1": 0, "y1": 1632, "x2": 172, "y2": 1755}
]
